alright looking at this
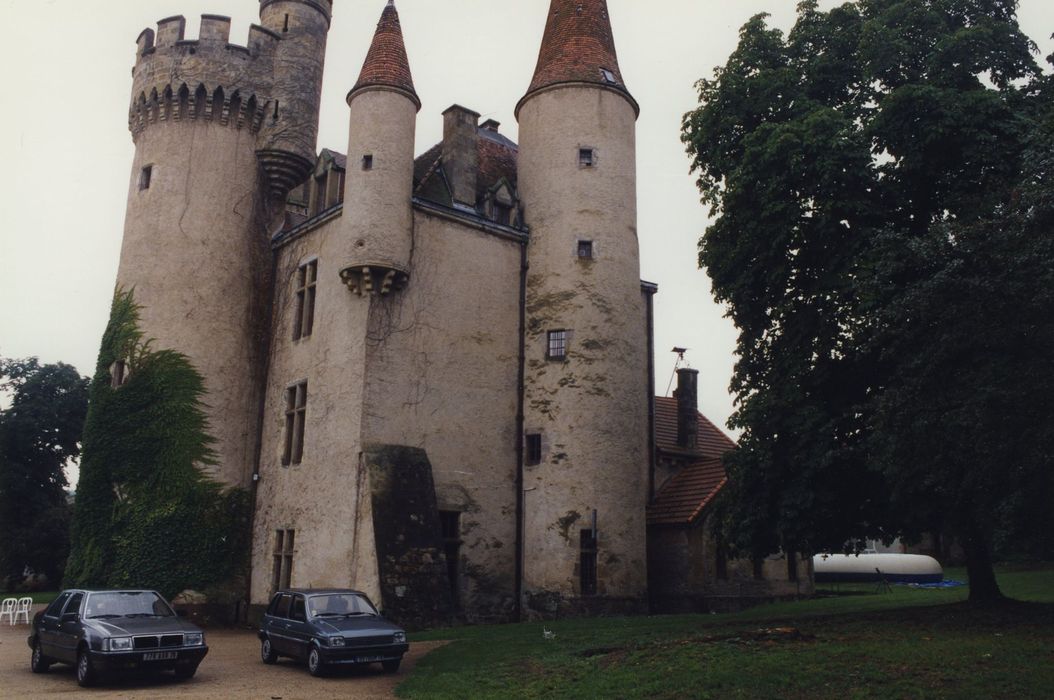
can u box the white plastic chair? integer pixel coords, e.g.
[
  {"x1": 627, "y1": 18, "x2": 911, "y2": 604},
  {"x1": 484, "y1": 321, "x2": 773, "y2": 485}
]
[
  {"x1": 0, "y1": 598, "x2": 15, "y2": 625},
  {"x1": 14, "y1": 597, "x2": 32, "y2": 624}
]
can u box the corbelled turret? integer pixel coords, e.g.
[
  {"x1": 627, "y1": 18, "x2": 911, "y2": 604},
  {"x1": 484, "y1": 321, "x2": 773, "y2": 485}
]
[
  {"x1": 516, "y1": 0, "x2": 649, "y2": 615},
  {"x1": 339, "y1": 0, "x2": 419, "y2": 296}
]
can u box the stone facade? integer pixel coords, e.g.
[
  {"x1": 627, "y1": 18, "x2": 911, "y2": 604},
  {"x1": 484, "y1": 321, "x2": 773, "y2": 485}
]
[{"x1": 113, "y1": 0, "x2": 812, "y2": 627}]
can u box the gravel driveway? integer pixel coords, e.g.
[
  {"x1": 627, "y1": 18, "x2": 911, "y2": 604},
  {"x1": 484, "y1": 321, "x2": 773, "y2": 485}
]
[{"x1": 0, "y1": 606, "x2": 445, "y2": 699}]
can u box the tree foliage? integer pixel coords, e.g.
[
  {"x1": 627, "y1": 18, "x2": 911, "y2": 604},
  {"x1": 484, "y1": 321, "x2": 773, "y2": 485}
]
[
  {"x1": 0, "y1": 358, "x2": 88, "y2": 589},
  {"x1": 683, "y1": 0, "x2": 1051, "y2": 600},
  {"x1": 65, "y1": 289, "x2": 249, "y2": 599}
]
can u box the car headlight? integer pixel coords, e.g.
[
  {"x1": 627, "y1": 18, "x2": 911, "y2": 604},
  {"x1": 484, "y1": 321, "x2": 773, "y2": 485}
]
[
  {"x1": 328, "y1": 636, "x2": 345, "y2": 647},
  {"x1": 184, "y1": 632, "x2": 204, "y2": 646},
  {"x1": 108, "y1": 637, "x2": 133, "y2": 651},
  {"x1": 393, "y1": 631, "x2": 406, "y2": 644}
]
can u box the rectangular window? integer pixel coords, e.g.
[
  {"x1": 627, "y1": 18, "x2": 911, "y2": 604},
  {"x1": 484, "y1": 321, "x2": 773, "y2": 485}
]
[
  {"x1": 362, "y1": 154, "x2": 373, "y2": 171},
  {"x1": 282, "y1": 381, "x2": 307, "y2": 466},
  {"x1": 292, "y1": 260, "x2": 317, "y2": 341},
  {"x1": 439, "y1": 511, "x2": 461, "y2": 605},
  {"x1": 110, "y1": 360, "x2": 128, "y2": 389},
  {"x1": 577, "y1": 240, "x2": 593, "y2": 259},
  {"x1": 787, "y1": 553, "x2": 798, "y2": 582},
  {"x1": 525, "y1": 433, "x2": 542, "y2": 465},
  {"x1": 493, "y1": 202, "x2": 512, "y2": 226},
  {"x1": 578, "y1": 148, "x2": 594, "y2": 167},
  {"x1": 138, "y1": 165, "x2": 152, "y2": 191},
  {"x1": 580, "y1": 529, "x2": 598, "y2": 596},
  {"x1": 547, "y1": 330, "x2": 568, "y2": 360},
  {"x1": 272, "y1": 529, "x2": 295, "y2": 592}
]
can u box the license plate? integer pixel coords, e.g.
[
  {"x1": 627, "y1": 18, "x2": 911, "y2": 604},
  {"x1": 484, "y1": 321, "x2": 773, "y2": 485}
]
[
  {"x1": 355, "y1": 655, "x2": 386, "y2": 663},
  {"x1": 143, "y1": 651, "x2": 178, "y2": 661}
]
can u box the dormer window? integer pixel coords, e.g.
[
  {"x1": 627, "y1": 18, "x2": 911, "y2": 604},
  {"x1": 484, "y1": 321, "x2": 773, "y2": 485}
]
[
  {"x1": 493, "y1": 202, "x2": 512, "y2": 226},
  {"x1": 599, "y1": 68, "x2": 617, "y2": 84},
  {"x1": 578, "y1": 148, "x2": 595, "y2": 168}
]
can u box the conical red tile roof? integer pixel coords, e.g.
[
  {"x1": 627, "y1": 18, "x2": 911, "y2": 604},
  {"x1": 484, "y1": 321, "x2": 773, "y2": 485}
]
[
  {"x1": 518, "y1": 0, "x2": 636, "y2": 115},
  {"x1": 349, "y1": 1, "x2": 420, "y2": 109}
]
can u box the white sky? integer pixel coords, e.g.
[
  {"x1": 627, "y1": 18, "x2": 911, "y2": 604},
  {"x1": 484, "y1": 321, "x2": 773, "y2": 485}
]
[{"x1": 1, "y1": 0, "x2": 1051, "y2": 444}]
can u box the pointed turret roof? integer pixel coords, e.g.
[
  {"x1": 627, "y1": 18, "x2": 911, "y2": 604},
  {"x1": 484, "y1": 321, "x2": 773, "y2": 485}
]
[
  {"x1": 517, "y1": 0, "x2": 637, "y2": 116},
  {"x1": 349, "y1": 0, "x2": 420, "y2": 109}
]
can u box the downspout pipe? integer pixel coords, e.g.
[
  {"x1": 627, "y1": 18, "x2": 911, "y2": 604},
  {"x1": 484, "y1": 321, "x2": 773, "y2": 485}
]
[{"x1": 514, "y1": 237, "x2": 528, "y2": 622}]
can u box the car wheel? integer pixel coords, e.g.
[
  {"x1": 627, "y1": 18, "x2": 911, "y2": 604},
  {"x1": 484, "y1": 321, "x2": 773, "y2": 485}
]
[
  {"x1": 30, "y1": 639, "x2": 51, "y2": 673},
  {"x1": 174, "y1": 662, "x2": 198, "y2": 679},
  {"x1": 261, "y1": 637, "x2": 278, "y2": 665},
  {"x1": 76, "y1": 648, "x2": 96, "y2": 688},
  {"x1": 382, "y1": 658, "x2": 401, "y2": 674},
  {"x1": 307, "y1": 646, "x2": 325, "y2": 677}
]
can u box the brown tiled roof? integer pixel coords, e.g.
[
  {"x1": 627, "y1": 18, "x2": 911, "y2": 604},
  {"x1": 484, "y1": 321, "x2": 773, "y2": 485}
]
[
  {"x1": 648, "y1": 398, "x2": 737, "y2": 526},
  {"x1": 648, "y1": 458, "x2": 728, "y2": 526},
  {"x1": 519, "y1": 0, "x2": 636, "y2": 115},
  {"x1": 654, "y1": 396, "x2": 737, "y2": 460},
  {"x1": 350, "y1": 1, "x2": 419, "y2": 108}
]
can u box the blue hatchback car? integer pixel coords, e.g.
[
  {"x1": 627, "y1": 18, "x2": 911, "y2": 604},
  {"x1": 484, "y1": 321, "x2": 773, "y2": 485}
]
[{"x1": 259, "y1": 589, "x2": 408, "y2": 676}]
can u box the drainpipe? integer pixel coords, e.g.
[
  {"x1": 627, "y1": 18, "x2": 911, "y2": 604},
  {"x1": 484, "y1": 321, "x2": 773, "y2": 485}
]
[{"x1": 514, "y1": 238, "x2": 528, "y2": 622}]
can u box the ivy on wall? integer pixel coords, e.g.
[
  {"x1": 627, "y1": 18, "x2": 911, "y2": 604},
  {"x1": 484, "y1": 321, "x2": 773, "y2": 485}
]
[{"x1": 65, "y1": 289, "x2": 248, "y2": 599}]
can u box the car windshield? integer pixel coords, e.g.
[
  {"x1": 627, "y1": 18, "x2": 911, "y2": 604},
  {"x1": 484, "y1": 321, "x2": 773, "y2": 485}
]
[
  {"x1": 307, "y1": 593, "x2": 378, "y2": 618},
  {"x1": 85, "y1": 592, "x2": 175, "y2": 619}
]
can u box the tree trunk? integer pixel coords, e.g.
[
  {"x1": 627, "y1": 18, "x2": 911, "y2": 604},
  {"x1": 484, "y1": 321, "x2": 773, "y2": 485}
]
[{"x1": 962, "y1": 521, "x2": 1003, "y2": 604}]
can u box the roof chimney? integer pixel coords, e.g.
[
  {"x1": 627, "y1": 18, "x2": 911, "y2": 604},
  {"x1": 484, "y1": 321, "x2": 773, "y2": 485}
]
[
  {"x1": 674, "y1": 368, "x2": 699, "y2": 450},
  {"x1": 442, "y1": 104, "x2": 481, "y2": 207}
]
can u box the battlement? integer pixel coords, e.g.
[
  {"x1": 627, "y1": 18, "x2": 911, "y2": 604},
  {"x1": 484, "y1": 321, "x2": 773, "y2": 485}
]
[{"x1": 135, "y1": 15, "x2": 281, "y2": 68}]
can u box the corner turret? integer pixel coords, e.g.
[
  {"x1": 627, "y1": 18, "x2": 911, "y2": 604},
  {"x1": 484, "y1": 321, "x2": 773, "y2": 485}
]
[{"x1": 338, "y1": 0, "x2": 419, "y2": 296}]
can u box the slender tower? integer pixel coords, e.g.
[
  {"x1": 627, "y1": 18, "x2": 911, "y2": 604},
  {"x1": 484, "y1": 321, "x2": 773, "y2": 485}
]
[
  {"x1": 516, "y1": 0, "x2": 648, "y2": 613},
  {"x1": 339, "y1": 0, "x2": 419, "y2": 296},
  {"x1": 118, "y1": 2, "x2": 331, "y2": 487}
]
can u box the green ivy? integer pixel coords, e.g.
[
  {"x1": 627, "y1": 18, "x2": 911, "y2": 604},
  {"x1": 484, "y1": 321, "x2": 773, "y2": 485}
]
[{"x1": 66, "y1": 289, "x2": 248, "y2": 599}]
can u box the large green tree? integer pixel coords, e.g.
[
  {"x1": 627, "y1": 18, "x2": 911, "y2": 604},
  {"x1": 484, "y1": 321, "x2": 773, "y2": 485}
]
[
  {"x1": 682, "y1": 0, "x2": 1050, "y2": 600},
  {"x1": 0, "y1": 358, "x2": 89, "y2": 589}
]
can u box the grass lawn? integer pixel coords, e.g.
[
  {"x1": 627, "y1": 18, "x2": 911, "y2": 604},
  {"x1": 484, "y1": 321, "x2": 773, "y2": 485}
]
[
  {"x1": 398, "y1": 565, "x2": 1054, "y2": 699},
  {"x1": 0, "y1": 591, "x2": 60, "y2": 605}
]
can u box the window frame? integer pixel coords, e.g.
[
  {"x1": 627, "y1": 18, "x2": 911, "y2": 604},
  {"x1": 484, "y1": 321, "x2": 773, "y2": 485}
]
[
  {"x1": 282, "y1": 381, "x2": 308, "y2": 466},
  {"x1": 272, "y1": 529, "x2": 295, "y2": 593},
  {"x1": 546, "y1": 329, "x2": 568, "y2": 361},
  {"x1": 292, "y1": 260, "x2": 318, "y2": 341}
]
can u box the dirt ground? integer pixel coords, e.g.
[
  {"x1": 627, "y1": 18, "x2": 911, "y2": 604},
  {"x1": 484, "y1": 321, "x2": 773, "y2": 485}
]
[{"x1": 0, "y1": 606, "x2": 446, "y2": 699}]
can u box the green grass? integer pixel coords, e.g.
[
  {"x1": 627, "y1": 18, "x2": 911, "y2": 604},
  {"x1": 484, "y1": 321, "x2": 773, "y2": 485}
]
[
  {"x1": 398, "y1": 565, "x2": 1054, "y2": 699},
  {"x1": 0, "y1": 591, "x2": 60, "y2": 605}
]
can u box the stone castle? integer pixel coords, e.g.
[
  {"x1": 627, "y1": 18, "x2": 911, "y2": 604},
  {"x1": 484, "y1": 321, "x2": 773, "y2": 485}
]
[{"x1": 115, "y1": 0, "x2": 810, "y2": 625}]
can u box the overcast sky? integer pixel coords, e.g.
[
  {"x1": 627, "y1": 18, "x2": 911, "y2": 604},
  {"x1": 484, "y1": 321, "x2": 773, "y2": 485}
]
[{"x1": 2, "y1": 0, "x2": 1051, "y2": 440}]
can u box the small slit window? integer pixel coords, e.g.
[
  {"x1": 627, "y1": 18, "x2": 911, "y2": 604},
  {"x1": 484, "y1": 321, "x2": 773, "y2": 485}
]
[
  {"x1": 600, "y1": 68, "x2": 617, "y2": 83},
  {"x1": 578, "y1": 148, "x2": 595, "y2": 168},
  {"x1": 525, "y1": 434, "x2": 542, "y2": 465},
  {"x1": 577, "y1": 240, "x2": 593, "y2": 259},
  {"x1": 138, "y1": 165, "x2": 152, "y2": 191},
  {"x1": 362, "y1": 154, "x2": 373, "y2": 171}
]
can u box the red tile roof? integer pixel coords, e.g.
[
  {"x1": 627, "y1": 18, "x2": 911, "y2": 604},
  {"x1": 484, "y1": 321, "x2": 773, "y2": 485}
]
[
  {"x1": 519, "y1": 0, "x2": 636, "y2": 115},
  {"x1": 413, "y1": 128, "x2": 519, "y2": 208},
  {"x1": 350, "y1": 1, "x2": 419, "y2": 109},
  {"x1": 654, "y1": 397, "x2": 737, "y2": 460},
  {"x1": 648, "y1": 397, "x2": 737, "y2": 527}
]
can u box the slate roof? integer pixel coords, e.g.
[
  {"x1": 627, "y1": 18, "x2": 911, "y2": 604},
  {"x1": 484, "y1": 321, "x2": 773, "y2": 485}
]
[
  {"x1": 519, "y1": 0, "x2": 636, "y2": 114},
  {"x1": 350, "y1": 1, "x2": 419, "y2": 108},
  {"x1": 413, "y1": 127, "x2": 519, "y2": 209},
  {"x1": 648, "y1": 397, "x2": 737, "y2": 527}
]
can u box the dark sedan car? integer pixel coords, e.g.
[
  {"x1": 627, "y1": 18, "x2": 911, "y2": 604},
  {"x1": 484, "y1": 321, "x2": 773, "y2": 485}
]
[
  {"x1": 259, "y1": 589, "x2": 408, "y2": 676},
  {"x1": 27, "y1": 589, "x2": 208, "y2": 687}
]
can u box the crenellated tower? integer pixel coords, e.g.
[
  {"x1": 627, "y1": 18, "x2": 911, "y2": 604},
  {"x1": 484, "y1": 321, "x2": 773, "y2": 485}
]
[
  {"x1": 338, "y1": 0, "x2": 419, "y2": 296},
  {"x1": 117, "y1": 2, "x2": 331, "y2": 488},
  {"x1": 516, "y1": 0, "x2": 649, "y2": 613}
]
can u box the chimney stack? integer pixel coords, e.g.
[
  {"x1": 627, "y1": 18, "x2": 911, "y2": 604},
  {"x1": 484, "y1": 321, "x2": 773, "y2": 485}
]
[
  {"x1": 674, "y1": 368, "x2": 699, "y2": 450},
  {"x1": 442, "y1": 104, "x2": 480, "y2": 207}
]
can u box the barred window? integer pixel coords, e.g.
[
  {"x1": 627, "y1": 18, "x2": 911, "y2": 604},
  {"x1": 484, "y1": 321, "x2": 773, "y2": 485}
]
[
  {"x1": 547, "y1": 330, "x2": 568, "y2": 360},
  {"x1": 578, "y1": 148, "x2": 595, "y2": 167},
  {"x1": 577, "y1": 240, "x2": 594, "y2": 259},
  {"x1": 283, "y1": 381, "x2": 308, "y2": 466},
  {"x1": 525, "y1": 434, "x2": 542, "y2": 465},
  {"x1": 292, "y1": 260, "x2": 317, "y2": 341}
]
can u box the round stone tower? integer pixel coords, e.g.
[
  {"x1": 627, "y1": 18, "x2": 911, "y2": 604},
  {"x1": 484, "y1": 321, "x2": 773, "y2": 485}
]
[
  {"x1": 516, "y1": 0, "x2": 649, "y2": 613},
  {"x1": 117, "y1": 3, "x2": 330, "y2": 488},
  {"x1": 338, "y1": 0, "x2": 419, "y2": 296}
]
